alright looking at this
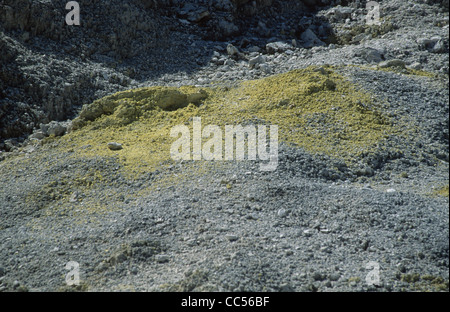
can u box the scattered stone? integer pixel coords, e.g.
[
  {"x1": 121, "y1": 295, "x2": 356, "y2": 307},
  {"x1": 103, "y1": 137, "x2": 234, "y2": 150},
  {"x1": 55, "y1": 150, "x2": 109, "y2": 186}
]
[
  {"x1": 40, "y1": 121, "x2": 68, "y2": 137},
  {"x1": 107, "y1": 142, "x2": 123, "y2": 151},
  {"x1": 431, "y1": 39, "x2": 446, "y2": 53},
  {"x1": 224, "y1": 59, "x2": 234, "y2": 66},
  {"x1": 329, "y1": 273, "x2": 340, "y2": 282},
  {"x1": 155, "y1": 255, "x2": 170, "y2": 263},
  {"x1": 378, "y1": 59, "x2": 406, "y2": 69},
  {"x1": 320, "y1": 246, "x2": 331, "y2": 253},
  {"x1": 333, "y1": 6, "x2": 353, "y2": 20},
  {"x1": 354, "y1": 47, "x2": 384, "y2": 63},
  {"x1": 266, "y1": 41, "x2": 292, "y2": 54},
  {"x1": 29, "y1": 131, "x2": 46, "y2": 140},
  {"x1": 277, "y1": 208, "x2": 288, "y2": 218},
  {"x1": 225, "y1": 234, "x2": 239, "y2": 242},
  {"x1": 409, "y1": 62, "x2": 422, "y2": 70},
  {"x1": 417, "y1": 37, "x2": 435, "y2": 49},
  {"x1": 187, "y1": 9, "x2": 210, "y2": 23},
  {"x1": 226, "y1": 44, "x2": 239, "y2": 56},
  {"x1": 2, "y1": 140, "x2": 17, "y2": 152},
  {"x1": 259, "y1": 63, "x2": 271, "y2": 74},
  {"x1": 23, "y1": 145, "x2": 36, "y2": 154},
  {"x1": 313, "y1": 67, "x2": 327, "y2": 75},
  {"x1": 417, "y1": 36, "x2": 445, "y2": 53},
  {"x1": 300, "y1": 28, "x2": 325, "y2": 48},
  {"x1": 306, "y1": 283, "x2": 318, "y2": 292},
  {"x1": 279, "y1": 283, "x2": 293, "y2": 292},
  {"x1": 69, "y1": 192, "x2": 79, "y2": 203},
  {"x1": 248, "y1": 55, "x2": 266, "y2": 68},
  {"x1": 361, "y1": 240, "x2": 369, "y2": 251},
  {"x1": 312, "y1": 272, "x2": 325, "y2": 281}
]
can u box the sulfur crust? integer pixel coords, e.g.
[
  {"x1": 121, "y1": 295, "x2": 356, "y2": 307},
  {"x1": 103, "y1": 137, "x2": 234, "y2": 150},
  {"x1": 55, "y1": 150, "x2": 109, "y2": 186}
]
[
  {"x1": 435, "y1": 184, "x2": 449, "y2": 197},
  {"x1": 53, "y1": 66, "x2": 396, "y2": 177}
]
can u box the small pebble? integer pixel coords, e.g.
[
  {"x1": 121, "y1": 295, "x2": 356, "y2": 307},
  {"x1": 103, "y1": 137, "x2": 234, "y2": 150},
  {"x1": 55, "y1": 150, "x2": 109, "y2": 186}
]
[
  {"x1": 107, "y1": 142, "x2": 123, "y2": 151},
  {"x1": 277, "y1": 208, "x2": 288, "y2": 218},
  {"x1": 225, "y1": 235, "x2": 239, "y2": 242},
  {"x1": 155, "y1": 255, "x2": 170, "y2": 263}
]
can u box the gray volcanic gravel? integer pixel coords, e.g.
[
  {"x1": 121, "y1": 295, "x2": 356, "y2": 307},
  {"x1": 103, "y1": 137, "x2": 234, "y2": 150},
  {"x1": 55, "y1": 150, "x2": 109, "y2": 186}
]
[{"x1": 0, "y1": 142, "x2": 448, "y2": 292}]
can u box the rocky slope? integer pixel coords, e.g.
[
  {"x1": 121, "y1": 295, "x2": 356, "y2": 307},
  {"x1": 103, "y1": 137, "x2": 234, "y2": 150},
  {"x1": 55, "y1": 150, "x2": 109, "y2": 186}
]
[{"x1": 0, "y1": 0, "x2": 448, "y2": 292}]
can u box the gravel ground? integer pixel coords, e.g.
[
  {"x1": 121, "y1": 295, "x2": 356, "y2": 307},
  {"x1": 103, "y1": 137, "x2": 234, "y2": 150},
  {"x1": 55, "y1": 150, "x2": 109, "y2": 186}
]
[{"x1": 0, "y1": 0, "x2": 448, "y2": 292}]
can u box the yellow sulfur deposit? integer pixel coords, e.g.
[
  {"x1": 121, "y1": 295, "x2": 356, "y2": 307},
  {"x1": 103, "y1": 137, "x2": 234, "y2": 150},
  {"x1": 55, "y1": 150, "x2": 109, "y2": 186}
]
[
  {"x1": 56, "y1": 66, "x2": 395, "y2": 176},
  {"x1": 435, "y1": 185, "x2": 449, "y2": 197}
]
